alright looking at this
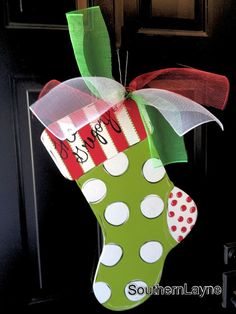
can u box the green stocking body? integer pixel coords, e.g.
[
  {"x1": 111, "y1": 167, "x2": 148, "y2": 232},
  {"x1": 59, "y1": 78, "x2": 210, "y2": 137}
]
[{"x1": 40, "y1": 101, "x2": 197, "y2": 311}]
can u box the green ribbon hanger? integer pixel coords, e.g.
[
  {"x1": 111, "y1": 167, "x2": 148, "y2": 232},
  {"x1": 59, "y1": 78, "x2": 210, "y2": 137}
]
[{"x1": 66, "y1": 6, "x2": 187, "y2": 166}]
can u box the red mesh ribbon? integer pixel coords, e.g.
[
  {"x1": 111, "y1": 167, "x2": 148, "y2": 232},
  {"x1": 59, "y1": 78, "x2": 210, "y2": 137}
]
[
  {"x1": 129, "y1": 68, "x2": 229, "y2": 110},
  {"x1": 31, "y1": 68, "x2": 229, "y2": 170},
  {"x1": 39, "y1": 80, "x2": 61, "y2": 98}
]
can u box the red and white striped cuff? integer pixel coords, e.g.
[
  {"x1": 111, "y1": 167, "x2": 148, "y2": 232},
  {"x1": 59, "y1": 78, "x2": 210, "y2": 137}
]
[{"x1": 41, "y1": 99, "x2": 147, "y2": 180}]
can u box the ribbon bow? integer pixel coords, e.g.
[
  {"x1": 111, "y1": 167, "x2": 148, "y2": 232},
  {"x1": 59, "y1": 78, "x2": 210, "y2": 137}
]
[{"x1": 30, "y1": 7, "x2": 229, "y2": 166}]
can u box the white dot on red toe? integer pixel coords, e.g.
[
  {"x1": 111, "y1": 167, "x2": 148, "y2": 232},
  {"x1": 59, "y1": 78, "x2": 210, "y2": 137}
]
[
  {"x1": 93, "y1": 282, "x2": 111, "y2": 304},
  {"x1": 140, "y1": 195, "x2": 164, "y2": 219},
  {"x1": 82, "y1": 179, "x2": 107, "y2": 203},
  {"x1": 103, "y1": 152, "x2": 129, "y2": 176},
  {"x1": 140, "y1": 241, "x2": 163, "y2": 263},
  {"x1": 100, "y1": 244, "x2": 123, "y2": 266},
  {"x1": 105, "y1": 202, "x2": 129, "y2": 226},
  {"x1": 142, "y1": 158, "x2": 166, "y2": 183},
  {"x1": 125, "y1": 281, "x2": 148, "y2": 301}
]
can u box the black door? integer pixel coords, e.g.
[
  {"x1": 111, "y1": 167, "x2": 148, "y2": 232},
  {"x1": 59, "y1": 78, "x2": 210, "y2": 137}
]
[
  {"x1": 120, "y1": 0, "x2": 236, "y2": 313},
  {"x1": 0, "y1": 1, "x2": 99, "y2": 312},
  {"x1": 0, "y1": 0, "x2": 236, "y2": 313}
]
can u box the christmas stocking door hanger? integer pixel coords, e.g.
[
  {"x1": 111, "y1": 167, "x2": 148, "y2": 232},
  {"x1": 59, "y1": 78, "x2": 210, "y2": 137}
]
[{"x1": 30, "y1": 7, "x2": 229, "y2": 311}]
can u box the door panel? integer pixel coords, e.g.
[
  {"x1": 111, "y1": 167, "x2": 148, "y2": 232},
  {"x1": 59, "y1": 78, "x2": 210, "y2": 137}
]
[
  {"x1": 11, "y1": 77, "x2": 100, "y2": 308},
  {"x1": 140, "y1": 0, "x2": 205, "y2": 31}
]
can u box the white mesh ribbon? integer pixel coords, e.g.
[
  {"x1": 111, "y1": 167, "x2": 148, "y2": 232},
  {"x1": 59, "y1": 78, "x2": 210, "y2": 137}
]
[
  {"x1": 132, "y1": 89, "x2": 223, "y2": 136},
  {"x1": 30, "y1": 77, "x2": 223, "y2": 140},
  {"x1": 30, "y1": 77, "x2": 125, "y2": 140}
]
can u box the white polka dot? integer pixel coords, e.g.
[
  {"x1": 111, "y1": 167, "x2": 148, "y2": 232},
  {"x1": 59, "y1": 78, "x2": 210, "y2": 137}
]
[
  {"x1": 140, "y1": 241, "x2": 163, "y2": 263},
  {"x1": 103, "y1": 152, "x2": 129, "y2": 176},
  {"x1": 140, "y1": 195, "x2": 164, "y2": 218},
  {"x1": 82, "y1": 179, "x2": 107, "y2": 203},
  {"x1": 142, "y1": 158, "x2": 166, "y2": 183},
  {"x1": 100, "y1": 244, "x2": 123, "y2": 266},
  {"x1": 93, "y1": 282, "x2": 111, "y2": 304},
  {"x1": 105, "y1": 202, "x2": 129, "y2": 226},
  {"x1": 125, "y1": 281, "x2": 148, "y2": 301}
]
